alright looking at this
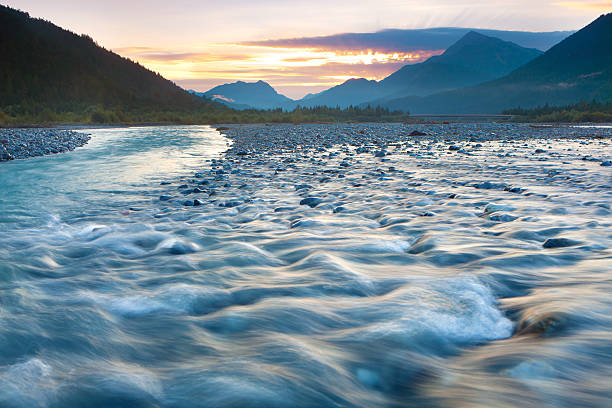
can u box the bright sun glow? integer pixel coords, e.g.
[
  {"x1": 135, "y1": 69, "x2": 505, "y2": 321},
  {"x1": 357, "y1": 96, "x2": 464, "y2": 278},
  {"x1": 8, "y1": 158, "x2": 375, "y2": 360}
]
[{"x1": 116, "y1": 44, "x2": 443, "y2": 98}]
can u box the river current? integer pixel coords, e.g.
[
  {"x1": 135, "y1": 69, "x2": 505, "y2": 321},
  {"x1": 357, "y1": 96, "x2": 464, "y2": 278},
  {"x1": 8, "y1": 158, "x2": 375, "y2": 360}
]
[{"x1": 0, "y1": 125, "x2": 611, "y2": 407}]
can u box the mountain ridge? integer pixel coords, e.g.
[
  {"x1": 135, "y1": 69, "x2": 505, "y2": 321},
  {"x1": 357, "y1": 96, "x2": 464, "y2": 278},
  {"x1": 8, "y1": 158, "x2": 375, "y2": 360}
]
[
  {"x1": 297, "y1": 31, "x2": 543, "y2": 109},
  {"x1": 378, "y1": 30, "x2": 542, "y2": 96},
  {"x1": 380, "y1": 13, "x2": 612, "y2": 114}
]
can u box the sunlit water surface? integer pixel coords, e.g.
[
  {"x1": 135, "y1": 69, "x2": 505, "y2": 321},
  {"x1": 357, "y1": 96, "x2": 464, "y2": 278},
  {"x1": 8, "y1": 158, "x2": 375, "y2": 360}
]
[{"x1": 0, "y1": 125, "x2": 611, "y2": 408}]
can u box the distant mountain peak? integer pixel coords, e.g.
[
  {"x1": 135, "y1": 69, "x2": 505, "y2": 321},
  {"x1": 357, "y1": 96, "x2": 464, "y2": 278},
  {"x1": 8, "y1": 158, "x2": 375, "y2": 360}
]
[
  {"x1": 346, "y1": 78, "x2": 372, "y2": 83},
  {"x1": 202, "y1": 80, "x2": 294, "y2": 110},
  {"x1": 376, "y1": 31, "x2": 542, "y2": 100},
  {"x1": 462, "y1": 30, "x2": 488, "y2": 39},
  {"x1": 441, "y1": 30, "x2": 527, "y2": 56}
]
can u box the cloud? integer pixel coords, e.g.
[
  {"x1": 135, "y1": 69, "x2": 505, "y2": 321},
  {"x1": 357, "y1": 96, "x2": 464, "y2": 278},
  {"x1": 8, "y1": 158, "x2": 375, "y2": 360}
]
[
  {"x1": 113, "y1": 47, "x2": 253, "y2": 63},
  {"x1": 242, "y1": 27, "x2": 572, "y2": 53},
  {"x1": 553, "y1": 1, "x2": 612, "y2": 9}
]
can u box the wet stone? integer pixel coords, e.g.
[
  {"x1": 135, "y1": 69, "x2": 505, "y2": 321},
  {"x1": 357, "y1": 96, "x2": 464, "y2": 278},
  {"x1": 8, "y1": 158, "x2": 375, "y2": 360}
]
[
  {"x1": 543, "y1": 238, "x2": 581, "y2": 249},
  {"x1": 300, "y1": 197, "x2": 323, "y2": 208}
]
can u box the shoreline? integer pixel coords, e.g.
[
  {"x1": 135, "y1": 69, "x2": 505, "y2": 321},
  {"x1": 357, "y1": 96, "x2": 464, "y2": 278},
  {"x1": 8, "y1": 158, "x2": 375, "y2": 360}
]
[
  {"x1": 0, "y1": 128, "x2": 91, "y2": 162},
  {"x1": 2, "y1": 119, "x2": 612, "y2": 131}
]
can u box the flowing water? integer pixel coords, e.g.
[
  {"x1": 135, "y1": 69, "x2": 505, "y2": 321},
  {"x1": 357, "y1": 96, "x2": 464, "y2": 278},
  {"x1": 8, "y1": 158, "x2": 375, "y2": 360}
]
[{"x1": 0, "y1": 125, "x2": 611, "y2": 407}]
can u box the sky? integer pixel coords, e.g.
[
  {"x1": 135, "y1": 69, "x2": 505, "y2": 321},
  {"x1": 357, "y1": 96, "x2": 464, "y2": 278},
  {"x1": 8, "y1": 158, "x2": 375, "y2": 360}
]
[{"x1": 4, "y1": 0, "x2": 610, "y2": 98}]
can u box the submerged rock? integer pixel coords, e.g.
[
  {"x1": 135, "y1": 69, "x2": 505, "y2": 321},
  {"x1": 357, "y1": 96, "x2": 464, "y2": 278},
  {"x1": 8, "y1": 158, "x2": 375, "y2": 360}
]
[
  {"x1": 489, "y1": 213, "x2": 518, "y2": 222},
  {"x1": 473, "y1": 181, "x2": 509, "y2": 190},
  {"x1": 543, "y1": 238, "x2": 581, "y2": 249},
  {"x1": 300, "y1": 197, "x2": 322, "y2": 208},
  {"x1": 484, "y1": 203, "x2": 515, "y2": 213},
  {"x1": 219, "y1": 200, "x2": 241, "y2": 208}
]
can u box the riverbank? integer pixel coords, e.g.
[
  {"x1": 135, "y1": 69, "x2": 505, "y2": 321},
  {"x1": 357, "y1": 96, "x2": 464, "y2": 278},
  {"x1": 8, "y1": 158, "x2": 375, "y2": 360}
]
[{"x1": 0, "y1": 128, "x2": 91, "y2": 161}]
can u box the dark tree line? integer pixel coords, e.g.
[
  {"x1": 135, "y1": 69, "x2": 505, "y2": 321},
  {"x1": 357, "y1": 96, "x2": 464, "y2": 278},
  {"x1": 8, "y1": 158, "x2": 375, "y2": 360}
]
[{"x1": 505, "y1": 100, "x2": 612, "y2": 123}]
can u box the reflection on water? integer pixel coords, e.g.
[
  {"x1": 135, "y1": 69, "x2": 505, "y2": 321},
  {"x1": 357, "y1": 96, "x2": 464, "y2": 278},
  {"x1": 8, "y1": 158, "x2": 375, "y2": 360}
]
[{"x1": 0, "y1": 125, "x2": 611, "y2": 407}]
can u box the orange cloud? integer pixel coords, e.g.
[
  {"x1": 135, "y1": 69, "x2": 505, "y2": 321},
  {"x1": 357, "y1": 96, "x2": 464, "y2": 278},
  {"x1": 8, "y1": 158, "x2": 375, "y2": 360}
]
[{"x1": 114, "y1": 44, "x2": 443, "y2": 98}]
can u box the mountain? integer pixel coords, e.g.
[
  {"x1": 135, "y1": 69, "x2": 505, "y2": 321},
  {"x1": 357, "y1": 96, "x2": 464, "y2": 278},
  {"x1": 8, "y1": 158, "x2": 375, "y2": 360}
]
[
  {"x1": 382, "y1": 14, "x2": 612, "y2": 114},
  {"x1": 0, "y1": 4, "x2": 209, "y2": 118},
  {"x1": 378, "y1": 31, "x2": 542, "y2": 97},
  {"x1": 202, "y1": 81, "x2": 294, "y2": 110},
  {"x1": 296, "y1": 79, "x2": 388, "y2": 108},
  {"x1": 297, "y1": 32, "x2": 542, "y2": 108}
]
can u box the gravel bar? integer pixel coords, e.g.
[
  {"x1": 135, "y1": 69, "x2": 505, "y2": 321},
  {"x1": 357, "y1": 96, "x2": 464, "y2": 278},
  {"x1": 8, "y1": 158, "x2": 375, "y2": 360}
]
[
  {"x1": 0, "y1": 128, "x2": 91, "y2": 161},
  {"x1": 216, "y1": 123, "x2": 612, "y2": 157}
]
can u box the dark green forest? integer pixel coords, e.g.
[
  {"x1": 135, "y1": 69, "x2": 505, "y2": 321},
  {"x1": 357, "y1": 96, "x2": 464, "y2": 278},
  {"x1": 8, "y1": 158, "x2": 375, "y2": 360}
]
[
  {"x1": 505, "y1": 100, "x2": 612, "y2": 122},
  {"x1": 0, "y1": 5, "x2": 409, "y2": 125}
]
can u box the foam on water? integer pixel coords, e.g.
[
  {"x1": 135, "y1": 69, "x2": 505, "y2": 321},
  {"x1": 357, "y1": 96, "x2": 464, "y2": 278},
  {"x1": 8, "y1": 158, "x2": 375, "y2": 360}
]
[{"x1": 0, "y1": 359, "x2": 56, "y2": 408}]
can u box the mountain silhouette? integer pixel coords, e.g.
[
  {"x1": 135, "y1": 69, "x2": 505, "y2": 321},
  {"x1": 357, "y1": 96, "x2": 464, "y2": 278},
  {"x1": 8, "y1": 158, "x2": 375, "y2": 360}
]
[
  {"x1": 298, "y1": 32, "x2": 542, "y2": 108},
  {"x1": 202, "y1": 80, "x2": 294, "y2": 110},
  {"x1": 382, "y1": 14, "x2": 612, "y2": 114}
]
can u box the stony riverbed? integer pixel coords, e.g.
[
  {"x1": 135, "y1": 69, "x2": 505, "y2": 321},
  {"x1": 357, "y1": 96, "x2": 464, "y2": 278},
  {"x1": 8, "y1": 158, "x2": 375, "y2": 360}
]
[{"x1": 0, "y1": 128, "x2": 90, "y2": 161}]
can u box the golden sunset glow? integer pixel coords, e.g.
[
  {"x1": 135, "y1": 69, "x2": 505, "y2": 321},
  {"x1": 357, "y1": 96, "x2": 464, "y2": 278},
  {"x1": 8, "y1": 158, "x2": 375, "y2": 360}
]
[{"x1": 115, "y1": 45, "x2": 443, "y2": 98}]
